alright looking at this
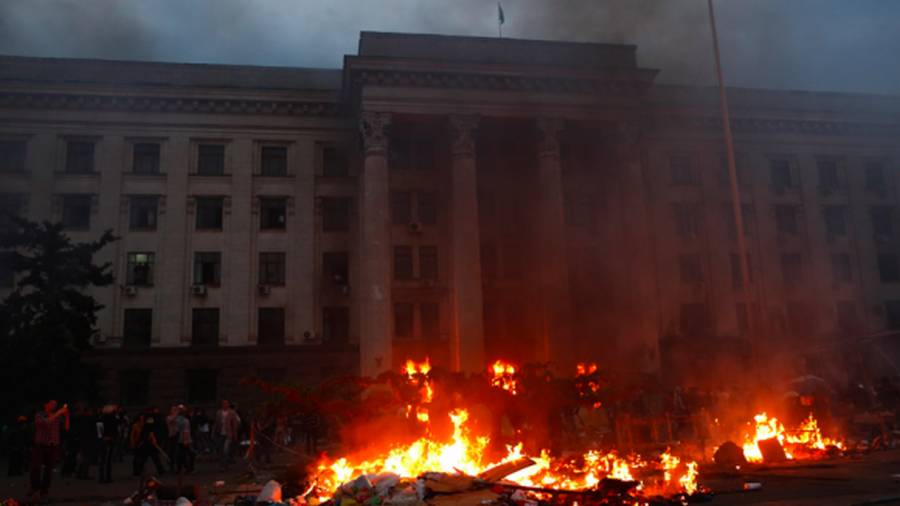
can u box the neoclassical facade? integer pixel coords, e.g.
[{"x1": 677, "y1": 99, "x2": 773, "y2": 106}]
[{"x1": 2, "y1": 32, "x2": 900, "y2": 406}]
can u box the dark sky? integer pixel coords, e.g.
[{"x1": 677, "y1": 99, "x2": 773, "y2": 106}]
[{"x1": 1, "y1": 0, "x2": 898, "y2": 95}]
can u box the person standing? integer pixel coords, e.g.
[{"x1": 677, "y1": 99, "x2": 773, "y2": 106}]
[
  {"x1": 97, "y1": 405, "x2": 119, "y2": 483},
  {"x1": 173, "y1": 405, "x2": 194, "y2": 474},
  {"x1": 213, "y1": 400, "x2": 240, "y2": 470},
  {"x1": 133, "y1": 408, "x2": 166, "y2": 477},
  {"x1": 29, "y1": 400, "x2": 69, "y2": 502}
]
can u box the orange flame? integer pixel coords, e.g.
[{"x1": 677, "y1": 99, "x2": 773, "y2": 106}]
[
  {"x1": 490, "y1": 360, "x2": 518, "y2": 395},
  {"x1": 740, "y1": 412, "x2": 844, "y2": 463}
]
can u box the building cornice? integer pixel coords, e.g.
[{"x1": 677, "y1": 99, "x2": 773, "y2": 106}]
[{"x1": 651, "y1": 114, "x2": 900, "y2": 138}]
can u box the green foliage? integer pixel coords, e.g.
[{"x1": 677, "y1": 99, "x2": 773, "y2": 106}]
[{"x1": 0, "y1": 216, "x2": 117, "y2": 417}]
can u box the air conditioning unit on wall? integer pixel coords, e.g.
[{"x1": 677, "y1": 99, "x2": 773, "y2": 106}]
[{"x1": 191, "y1": 284, "x2": 207, "y2": 296}]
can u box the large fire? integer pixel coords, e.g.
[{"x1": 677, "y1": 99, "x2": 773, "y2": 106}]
[
  {"x1": 312, "y1": 360, "x2": 700, "y2": 502},
  {"x1": 741, "y1": 412, "x2": 845, "y2": 463}
]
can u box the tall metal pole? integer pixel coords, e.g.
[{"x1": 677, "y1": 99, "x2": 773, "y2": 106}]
[{"x1": 707, "y1": 0, "x2": 756, "y2": 344}]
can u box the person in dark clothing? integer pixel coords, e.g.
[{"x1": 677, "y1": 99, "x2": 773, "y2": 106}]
[
  {"x1": 133, "y1": 409, "x2": 166, "y2": 477},
  {"x1": 6, "y1": 416, "x2": 29, "y2": 476},
  {"x1": 98, "y1": 405, "x2": 119, "y2": 483},
  {"x1": 75, "y1": 406, "x2": 97, "y2": 479}
]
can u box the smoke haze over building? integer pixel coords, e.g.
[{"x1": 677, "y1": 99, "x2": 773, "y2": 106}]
[{"x1": 1, "y1": 0, "x2": 898, "y2": 94}]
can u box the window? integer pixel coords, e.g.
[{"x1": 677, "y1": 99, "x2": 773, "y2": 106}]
[
  {"x1": 781, "y1": 253, "x2": 804, "y2": 284},
  {"x1": 65, "y1": 141, "x2": 94, "y2": 174},
  {"x1": 126, "y1": 252, "x2": 155, "y2": 286},
  {"x1": 260, "y1": 197, "x2": 287, "y2": 230},
  {"x1": 119, "y1": 370, "x2": 150, "y2": 406},
  {"x1": 419, "y1": 246, "x2": 438, "y2": 280},
  {"x1": 391, "y1": 192, "x2": 412, "y2": 225},
  {"x1": 123, "y1": 309, "x2": 152, "y2": 348},
  {"x1": 865, "y1": 161, "x2": 887, "y2": 194},
  {"x1": 321, "y1": 197, "x2": 350, "y2": 232},
  {"x1": 823, "y1": 206, "x2": 847, "y2": 237},
  {"x1": 678, "y1": 253, "x2": 702, "y2": 284},
  {"x1": 0, "y1": 194, "x2": 24, "y2": 233},
  {"x1": 0, "y1": 252, "x2": 14, "y2": 287},
  {"x1": 322, "y1": 146, "x2": 348, "y2": 177},
  {"x1": 731, "y1": 254, "x2": 754, "y2": 289},
  {"x1": 390, "y1": 139, "x2": 434, "y2": 171},
  {"x1": 418, "y1": 192, "x2": 438, "y2": 225},
  {"x1": 836, "y1": 301, "x2": 860, "y2": 334},
  {"x1": 259, "y1": 252, "x2": 285, "y2": 286},
  {"x1": 719, "y1": 156, "x2": 749, "y2": 187},
  {"x1": 879, "y1": 253, "x2": 900, "y2": 282},
  {"x1": 831, "y1": 253, "x2": 852, "y2": 283},
  {"x1": 191, "y1": 308, "x2": 219, "y2": 347},
  {"x1": 186, "y1": 370, "x2": 218, "y2": 404},
  {"x1": 133, "y1": 143, "x2": 160, "y2": 174},
  {"x1": 197, "y1": 144, "x2": 225, "y2": 175},
  {"x1": 679, "y1": 303, "x2": 710, "y2": 336},
  {"x1": 394, "y1": 246, "x2": 413, "y2": 280},
  {"x1": 770, "y1": 157, "x2": 797, "y2": 192},
  {"x1": 195, "y1": 197, "x2": 224, "y2": 230},
  {"x1": 885, "y1": 300, "x2": 900, "y2": 330},
  {"x1": 323, "y1": 306, "x2": 349, "y2": 342},
  {"x1": 0, "y1": 140, "x2": 26, "y2": 172},
  {"x1": 193, "y1": 252, "x2": 222, "y2": 285},
  {"x1": 723, "y1": 204, "x2": 753, "y2": 240},
  {"x1": 61, "y1": 194, "x2": 92, "y2": 230},
  {"x1": 323, "y1": 251, "x2": 349, "y2": 285},
  {"x1": 260, "y1": 146, "x2": 287, "y2": 176},
  {"x1": 481, "y1": 243, "x2": 498, "y2": 280},
  {"x1": 394, "y1": 302, "x2": 414, "y2": 339},
  {"x1": 672, "y1": 203, "x2": 700, "y2": 240},
  {"x1": 258, "y1": 307, "x2": 285, "y2": 346},
  {"x1": 774, "y1": 205, "x2": 800, "y2": 236},
  {"x1": 669, "y1": 154, "x2": 697, "y2": 186},
  {"x1": 817, "y1": 159, "x2": 846, "y2": 193},
  {"x1": 871, "y1": 206, "x2": 893, "y2": 238},
  {"x1": 129, "y1": 196, "x2": 158, "y2": 231},
  {"x1": 420, "y1": 303, "x2": 440, "y2": 340}
]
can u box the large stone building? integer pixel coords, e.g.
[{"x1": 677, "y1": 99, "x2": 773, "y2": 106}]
[{"x1": 2, "y1": 32, "x2": 900, "y2": 407}]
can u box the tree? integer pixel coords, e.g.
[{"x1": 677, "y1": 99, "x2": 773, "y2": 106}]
[{"x1": 0, "y1": 216, "x2": 117, "y2": 418}]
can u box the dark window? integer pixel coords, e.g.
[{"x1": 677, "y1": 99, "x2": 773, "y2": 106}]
[
  {"x1": 885, "y1": 300, "x2": 900, "y2": 330},
  {"x1": 823, "y1": 206, "x2": 847, "y2": 236},
  {"x1": 817, "y1": 159, "x2": 846, "y2": 193},
  {"x1": 0, "y1": 252, "x2": 13, "y2": 287},
  {"x1": 781, "y1": 253, "x2": 804, "y2": 284},
  {"x1": 61, "y1": 194, "x2": 92, "y2": 230},
  {"x1": 322, "y1": 146, "x2": 349, "y2": 177},
  {"x1": 259, "y1": 252, "x2": 285, "y2": 286},
  {"x1": 770, "y1": 158, "x2": 796, "y2": 191},
  {"x1": 731, "y1": 254, "x2": 754, "y2": 290},
  {"x1": 260, "y1": 146, "x2": 287, "y2": 176},
  {"x1": 126, "y1": 252, "x2": 154, "y2": 286},
  {"x1": 0, "y1": 140, "x2": 26, "y2": 172},
  {"x1": 673, "y1": 203, "x2": 700, "y2": 240},
  {"x1": 719, "y1": 156, "x2": 749, "y2": 187},
  {"x1": 323, "y1": 251, "x2": 349, "y2": 285},
  {"x1": 65, "y1": 141, "x2": 94, "y2": 173},
  {"x1": 322, "y1": 306, "x2": 349, "y2": 342},
  {"x1": 0, "y1": 194, "x2": 24, "y2": 233},
  {"x1": 394, "y1": 246, "x2": 413, "y2": 280},
  {"x1": 865, "y1": 161, "x2": 887, "y2": 194},
  {"x1": 123, "y1": 308, "x2": 152, "y2": 349},
  {"x1": 195, "y1": 197, "x2": 224, "y2": 230},
  {"x1": 831, "y1": 253, "x2": 852, "y2": 283},
  {"x1": 391, "y1": 192, "x2": 412, "y2": 225},
  {"x1": 394, "y1": 302, "x2": 414, "y2": 339},
  {"x1": 133, "y1": 143, "x2": 160, "y2": 174},
  {"x1": 258, "y1": 307, "x2": 285, "y2": 346},
  {"x1": 679, "y1": 303, "x2": 711, "y2": 336},
  {"x1": 879, "y1": 253, "x2": 900, "y2": 282},
  {"x1": 836, "y1": 300, "x2": 861, "y2": 334},
  {"x1": 669, "y1": 154, "x2": 697, "y2": 186},
  {"x1": 418, "y1": 192, "x2": 438, "y2": 225},
  {"x1": 774, "y1": 205, "x2": 800, "y2": 236},
  {"x1": 872, "y1": 206, "x2": 894, "y2": 238},
  {"x1": 191, "y1": 308, "x2": 219, "y2": 347},
  {"x1": 390, "y1": 139, "x2": 434, "y2": 171},
  {"x1": 420, "y1": 302, "x2": 440, "y2": 340},
  {"x1": 321, "y1": 197, "x2": 350, "y2": 232},
  {"x1": 197, "y1": 144, "x2": 225, "y2": 175},
  {"x1": 129, "y1": 196, "x2": 158, "y2": 231},
  {"x1": 481, "y1": 243, "x2": 498, "y2": 280},
  {"x1": 724, "y1": 204, "x2": 753, "y2": 240},
  {"x1": 193, "y1": 252, "x2": 221, "y2": 285},
  {"x1": 678, "y1": 253, "x2": 702, "y2": 284},
  {"x1": 186, "y1": 370, "x2": 218, "y2": 404},
  {"x1": 119, "y1": 370, "x2": 150, "y2": 406},
  {"x1": 260, "y1": 197, "x2": 287, "y2": 230},
  {"x1": 419, "y1": 246, "x2": 438, "y2": 280}
]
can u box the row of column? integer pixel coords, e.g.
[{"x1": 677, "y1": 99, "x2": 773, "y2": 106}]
[{"x1": 357, "y1": 112, "x2": 572, "y2": 376}]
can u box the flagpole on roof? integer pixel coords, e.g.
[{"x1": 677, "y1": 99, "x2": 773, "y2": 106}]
[{"x1": 497, "y1": 2, "x2": 505, "y2": 38}]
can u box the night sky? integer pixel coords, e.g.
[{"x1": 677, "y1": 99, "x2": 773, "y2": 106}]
[{"x1": 1, "y1": 0, "x2": 898, "y2": 95}]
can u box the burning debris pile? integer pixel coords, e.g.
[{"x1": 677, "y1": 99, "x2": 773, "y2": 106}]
[
  {"x1": 301, "y1": 360, "x2": 703, "y2": 505},
  {"x1": 739, "y1": 412, "x2": 844, "y2": 463}
]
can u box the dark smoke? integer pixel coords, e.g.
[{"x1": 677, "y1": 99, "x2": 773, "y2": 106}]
[{"x1": 0, "y1": 0, "x2": 898, "y2": 94}]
